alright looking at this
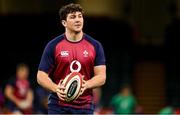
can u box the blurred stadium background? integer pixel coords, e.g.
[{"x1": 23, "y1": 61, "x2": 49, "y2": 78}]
[{"x1": 0, "y1": 0, "x2": 180, "y2": 114}]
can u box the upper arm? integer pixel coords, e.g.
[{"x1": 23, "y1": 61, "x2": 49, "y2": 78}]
[
  {"x1": 37, "y1": 70, "x2": 49, "y2": 82},
  {"x1": 94, "y1": 65, "x2": 106, "y2": 77},
  {"x1": 5, "y1": 85, "x2": 13, "y2": 97},
  {"x1": 5, "y1": 78, "x2": 14, "y2": 96},
  {"x1": 94, "y1": 42, "x2": 106, "y2": 66},
  {"x1": 94, "y1": 41, "x2": 106, "y2": 77},
  {"x1": 37, "y1": 70, "x2": 49, "y2": 78},
  {"x1": 38, "y1": 42, "x2": 55, "y2": 74}
]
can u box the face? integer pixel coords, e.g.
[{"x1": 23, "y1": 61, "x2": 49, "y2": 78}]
[
  {"x1": 121, "y1": 87, "x2": 131, "y2": 96},
  {"x1": 62, "y1": 11, "x2": 84, "y2": 33},
  {"x1": 17, "y1": 67, "x2": 29, "y2": 80}
]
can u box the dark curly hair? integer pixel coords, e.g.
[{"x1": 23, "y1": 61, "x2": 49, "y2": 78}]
[{"x1": 59, "y1": 3, "x2": 84, "y2": 21}]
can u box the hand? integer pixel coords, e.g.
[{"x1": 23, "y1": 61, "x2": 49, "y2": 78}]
[
  {"x1": 79, "y1": 77, "x2": 88, "y2": 96},
  {"x1": 17, "y1": 100, "x2": 31, "y2": 109},
  {"x1": 56, "y1": 80, "x2": 66, "y2": 101}
]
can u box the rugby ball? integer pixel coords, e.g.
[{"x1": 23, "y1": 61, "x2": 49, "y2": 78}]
[{"x1": 62, "y1": 72, "x2": 83, "y2": 102}]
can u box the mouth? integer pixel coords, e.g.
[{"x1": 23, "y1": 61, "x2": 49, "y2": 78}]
[
  {"x1": 74, "y1": 23, "x2": 81, "y2": 26},
  {"x1": 74, "y1": 25, "x2": 82, "y2": 29},
  {"x1": 74, "y1": 23, "x2": 81, "y2": 27}
]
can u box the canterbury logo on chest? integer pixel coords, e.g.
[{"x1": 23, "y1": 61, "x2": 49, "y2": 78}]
[{"x1": 60, "y1": 51, "x2": 69, "y2": 57}]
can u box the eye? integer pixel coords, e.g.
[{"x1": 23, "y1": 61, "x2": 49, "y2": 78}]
[
  {"x1": 78, "y1": 14, "x2": 83, "y2": 18},
  {"x1": 70, "y1": 15, "x2": 76, "y2": 19}
]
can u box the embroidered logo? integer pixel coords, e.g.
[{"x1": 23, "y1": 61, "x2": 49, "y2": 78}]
[
  {"x1": 83, "y1": 50, "x2": 88, "y2": 57},
  {"x1": 61, "y1": 51, "x2": 69, "y2": 57}
]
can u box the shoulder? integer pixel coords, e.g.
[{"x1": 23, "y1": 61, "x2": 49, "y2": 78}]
[
  {"x1": 46, "y1": 34, "x2": 65, "y2": 48},
  {"x1": 84, "y1": 34, "x2": 101, "y2": 45},
  {"x1": 43, "y1": 34, "x2": 65, "y2": 54},
  {"x1": 84, "y1": 33, "x2": 103, "y2": 48},
  {"x1": 112, "y1": 94, "x2": 120, "y2": 100}
]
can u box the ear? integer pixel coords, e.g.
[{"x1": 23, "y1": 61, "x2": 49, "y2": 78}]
[{"x1": 61, "y1": 20, "x2": 66, "y2": 27}]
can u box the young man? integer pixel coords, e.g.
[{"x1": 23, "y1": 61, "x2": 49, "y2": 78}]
[
  {"x1": 5, "y1": 63, "x2": 34, "y2": 114},
  {"x1": 37, "y1": 3, "x2": 106, "y2": 114}
]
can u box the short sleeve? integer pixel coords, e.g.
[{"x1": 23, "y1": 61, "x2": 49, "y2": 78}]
[
  {"x1": 38, "y1": 42, "x2": 55, "y2": 74},
  {"x1": 95, "y1": 42, "x2": 106, "y2": 66}
]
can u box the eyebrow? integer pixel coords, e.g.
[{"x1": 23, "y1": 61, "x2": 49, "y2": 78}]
[{"x1": 69, "y1": 12, "x2": 82, "y2": 15}]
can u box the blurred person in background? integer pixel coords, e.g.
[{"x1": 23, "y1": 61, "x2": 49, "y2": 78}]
[
  {"x1": 0, "y1": 87, "x2": 5, "y2": 114},
  {"x1": 4, "y1": 63, "x2": 34, "y2": 114},
  {"x1": 110, "y1": 85, "x2": 137, "y2": 114},
  {"x1": 158, "y1": 106, "x2": 174, "y2": 115}
]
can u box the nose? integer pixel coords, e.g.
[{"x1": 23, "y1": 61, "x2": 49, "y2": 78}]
[{"x1": 75, "y1": 17, "x2": 81, "y2": 22}]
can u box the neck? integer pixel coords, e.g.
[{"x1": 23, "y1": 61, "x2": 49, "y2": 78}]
[{"x1": 65, "y1": 30, "x2": 83, "y2": 42}]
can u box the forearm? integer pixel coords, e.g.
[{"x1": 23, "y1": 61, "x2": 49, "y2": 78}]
[
  {"x1": 7, "y1": 94, "x2": 19, "y2": 104},
  {"x1": 86, "y1": 74, "x2": 106, "y2": 89},
  {"x1": 85, "y1": 65, "x2": 106, "y2": 89},
  {"x1": 37, "y1": 71, "x2": 58, "y2": 93},
  {"x1": 26, "y1": 89, "x2": 34, "y2": 102}
]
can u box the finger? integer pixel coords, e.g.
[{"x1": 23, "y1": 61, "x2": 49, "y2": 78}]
[
  {"x1": 60, "y1": 86, "x2": 66, "y2": 90},
  {"x1": 59, "y1": 90, "x2": 66, "y2": 95},
  {"x1": 56, "y1": 88, "x2": 66, "y2": 96},
  {"x1": 81, "y1": 82, "x2": 86, "y2": 88},
  {"x1": 59, "y1": 95, "x2": 65, "y2": 101},
  {"x1": 82, "y1": 75, "x2": 85, "y2": 80},
  {"x1": 79, "y1": 87, "x2": 85, "y2": 95},
  {"x1": 82, "y1": 78, "x2": 86, "y2": 82},
  {"x1": 79, "y1": 91, "x2": 82, "y2": 96},
  {"x1": 56, "y1": 88, "x2": 61, "y2": 93},
  {"x1": 57, "y1": 83, "x2": 66, "y2": 90},
  {"x1": 58, "y1": 90, "x2": 65, "y2": 95},
  {"x1": 58, "y1": 93, "x2": 66, "y2": 98},
  {"x1": 81, "y1": 79, "x2": 86, "y2": 85},
  {"x1": 58, "y1": 80, "x2": 63, "y2": 86},
  {"x1": 57, "y1": 93, "x2": 66, "y2": 101},
  {"x1": 60, "y1": 79, "x2": 63, "y2": 84},
  {"x1": 79, "y1": 90, "x2": 83, "y2": 96}
]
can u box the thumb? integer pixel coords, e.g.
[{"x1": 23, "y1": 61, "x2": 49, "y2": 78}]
[{"x1": 82, "y1": 75, "x2": 85, "y2": 80}]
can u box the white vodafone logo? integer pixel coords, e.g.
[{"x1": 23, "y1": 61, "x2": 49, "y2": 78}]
[{"x1": 70, "y1": 60, "x2": 81, "y2": 72}]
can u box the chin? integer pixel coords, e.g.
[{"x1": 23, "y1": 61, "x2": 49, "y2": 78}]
[
  {"x1": 74, "y1": 27, "x2": 83, "y2": 32},
  {"x1": 74, "y1": 30, "x2": 82, "y2": 33}
]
